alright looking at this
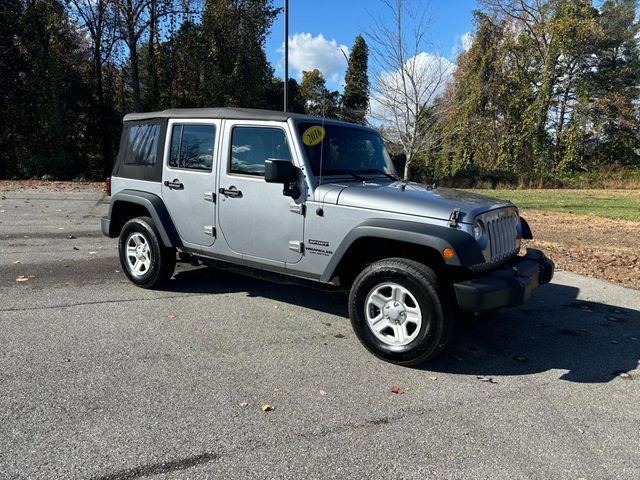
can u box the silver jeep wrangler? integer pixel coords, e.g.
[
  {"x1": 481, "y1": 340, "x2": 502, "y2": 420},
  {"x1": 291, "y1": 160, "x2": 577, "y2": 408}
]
[{"x1": 101, "y1": 108, "x2": 554, "y2": 365}]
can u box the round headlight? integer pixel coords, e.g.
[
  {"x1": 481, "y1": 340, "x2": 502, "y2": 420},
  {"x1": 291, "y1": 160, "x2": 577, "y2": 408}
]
[{"x1": 473, "y1": 220, "x2": 483, "y2": 240}]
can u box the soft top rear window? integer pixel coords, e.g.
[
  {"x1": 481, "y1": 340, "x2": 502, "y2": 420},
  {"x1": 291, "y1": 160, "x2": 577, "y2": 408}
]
[{"x1": 123, "y1": 124, "x2": 160, "y2": 166}]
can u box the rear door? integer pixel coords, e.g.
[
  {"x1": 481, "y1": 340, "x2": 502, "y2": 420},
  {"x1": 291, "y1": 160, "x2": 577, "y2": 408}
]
[{"x1": 162, "y1": 119, "x2": 220, "y2": 248}]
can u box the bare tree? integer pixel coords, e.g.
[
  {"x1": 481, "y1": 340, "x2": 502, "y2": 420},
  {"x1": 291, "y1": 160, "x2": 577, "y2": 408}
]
[
  {"x1": 368, "y1": 0, "x2": 453, "y2": 179},
  {"x1": 111, "y1": 0, "x2": 192, "y2": 111},
  {"x1": 66, "y1": 0, "x2": 119, "y2": 173}
]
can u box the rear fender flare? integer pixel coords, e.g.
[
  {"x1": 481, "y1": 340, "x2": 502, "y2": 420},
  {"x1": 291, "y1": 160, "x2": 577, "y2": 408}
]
[{"x1": 107, "y1": 190, "x2": 182, "y2": 247}]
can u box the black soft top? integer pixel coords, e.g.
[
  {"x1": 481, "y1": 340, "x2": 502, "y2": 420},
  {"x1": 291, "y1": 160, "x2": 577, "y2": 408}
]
[{"x1": 124, "y1": 107, "x2": 322, "y2": 123}]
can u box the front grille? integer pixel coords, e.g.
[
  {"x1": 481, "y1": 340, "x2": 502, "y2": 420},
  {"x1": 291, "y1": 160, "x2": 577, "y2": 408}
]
[{"x1": 479, "y1": 208, "x2": 521, "y2": 265}]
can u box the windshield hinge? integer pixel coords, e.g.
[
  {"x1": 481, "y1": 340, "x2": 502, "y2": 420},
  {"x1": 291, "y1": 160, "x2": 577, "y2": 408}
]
[{"x1": 449, "y1": 208, "x2": 461, "y2": 228}]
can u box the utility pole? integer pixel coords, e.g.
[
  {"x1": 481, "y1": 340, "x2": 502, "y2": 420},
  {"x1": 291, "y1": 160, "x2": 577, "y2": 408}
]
[{"x1": 284, "y1": 0, "x2": 289, "y2": 112}]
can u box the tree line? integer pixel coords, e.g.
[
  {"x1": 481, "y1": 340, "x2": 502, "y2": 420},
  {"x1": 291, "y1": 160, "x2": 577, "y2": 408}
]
[
  {"x1": 1, "y1": 0, "x2": 638, "y2": 183},
  {"x1": 0, "y1": 0, "x2": 369, "y2": 180},
  {"x1": 413, "y1": 0, "x2": 640, "y2": 184}
]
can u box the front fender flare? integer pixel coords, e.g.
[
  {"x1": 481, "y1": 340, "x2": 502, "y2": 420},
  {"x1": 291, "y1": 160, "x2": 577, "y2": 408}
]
[
  {"x1": 320, "y1": 218, "x2": 484, "y2": 282},
  {"x1": 105, "y1": 190, "x2": 182, "y2": 247}
]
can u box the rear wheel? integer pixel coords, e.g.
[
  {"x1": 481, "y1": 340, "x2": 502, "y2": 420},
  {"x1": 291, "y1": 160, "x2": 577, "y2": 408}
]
[
  {"x1": 118, "y1": 216, "x2": 176, "y2": 289},
  {"x1": 348, "y1": 258, "x2": 454, "y2": 366}
]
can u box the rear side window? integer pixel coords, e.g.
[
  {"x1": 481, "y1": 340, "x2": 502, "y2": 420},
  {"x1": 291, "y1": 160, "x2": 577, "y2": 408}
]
[
  {"x1": 123, "y1": 124, "x2": 160, "y2": 165},
  {"x1": 169, "y1": 124, "x2": 216, "y2": 171},
  {"x1": 230, "y1": 127, "x2": 291, "y2": 176}
]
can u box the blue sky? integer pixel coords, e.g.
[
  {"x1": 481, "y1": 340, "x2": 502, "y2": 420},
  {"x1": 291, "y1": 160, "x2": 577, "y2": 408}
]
[{"x1": 264, "y1": 0, "x2": 480, "y2": 90}]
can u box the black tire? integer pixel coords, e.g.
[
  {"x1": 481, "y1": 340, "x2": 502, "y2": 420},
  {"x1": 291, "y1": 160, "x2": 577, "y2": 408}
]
[
  {"x1": 118, "y1": 216, "x2": 176, "y2": 289},
  {"x1": 348, "y1": 258, "x2": 455, "y2": 366}
]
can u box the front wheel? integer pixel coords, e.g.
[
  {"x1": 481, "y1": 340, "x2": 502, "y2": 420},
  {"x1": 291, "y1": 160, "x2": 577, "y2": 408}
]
[
  {"x1": 118, "y1": 216, "x2": 176, "y2": 289},
  {"x1": 348, "y1": 258, "x2": 454, "y2": 366}
]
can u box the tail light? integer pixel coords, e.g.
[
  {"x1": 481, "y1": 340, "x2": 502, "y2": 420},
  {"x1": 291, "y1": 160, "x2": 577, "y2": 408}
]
[{"x1": 105, "y1": 177, "x2": 111, "y2": 196}]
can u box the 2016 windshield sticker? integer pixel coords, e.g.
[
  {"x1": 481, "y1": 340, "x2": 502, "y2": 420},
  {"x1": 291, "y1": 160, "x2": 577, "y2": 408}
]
[{"x1": 302, "y1": 126, "x2": 325, "y2": 146}]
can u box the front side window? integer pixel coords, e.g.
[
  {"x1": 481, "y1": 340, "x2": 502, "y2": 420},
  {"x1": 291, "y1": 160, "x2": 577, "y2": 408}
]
[
  {"x1": 230, "y1": 127, "x2": 292, "y2": 176},
  {"x1": 296, "y1": 122, "x2": 396, "y2": 178},
  {"x1": 123, "y1": 124, "x2": 160, "y2": 165},
  {"x1": 169, "y1": 124, "x2": 216, "y2": 171}
]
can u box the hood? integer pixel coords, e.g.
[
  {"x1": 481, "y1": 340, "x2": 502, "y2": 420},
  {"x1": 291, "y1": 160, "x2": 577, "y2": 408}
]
[{"x1": 316, "y1": 181, "x2": 512, "y2": 223}]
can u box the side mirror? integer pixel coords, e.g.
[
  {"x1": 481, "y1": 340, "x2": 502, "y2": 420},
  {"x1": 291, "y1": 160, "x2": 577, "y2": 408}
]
[{"x1": 265, "y1": 159, "x2": 298, "y2": 184}]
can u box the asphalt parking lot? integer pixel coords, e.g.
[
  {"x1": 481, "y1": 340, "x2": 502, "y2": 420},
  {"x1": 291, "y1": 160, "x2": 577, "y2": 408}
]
[{"x1": 1, "y1": 185, "x2": 639, "y2": 479}]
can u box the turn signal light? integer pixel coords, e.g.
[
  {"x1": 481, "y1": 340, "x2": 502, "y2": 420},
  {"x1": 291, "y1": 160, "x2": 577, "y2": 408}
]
[{"x1": 442, "y1": 247, "x2": 455, "y2": 260}]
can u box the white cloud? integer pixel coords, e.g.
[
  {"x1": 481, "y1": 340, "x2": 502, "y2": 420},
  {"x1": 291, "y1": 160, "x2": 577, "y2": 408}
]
[
  {"x1": 370, "y1": 52, "x2": 455, "y2": 124},
  {"x1": 281, "y1": 32, "x2": 349, "y2": 84},
  {"x1": 461, "y1": 31, "x2": 474, "y2": 52},
  {"x1": 451, "y1": 31, "x2": 474, "y2": 58}
]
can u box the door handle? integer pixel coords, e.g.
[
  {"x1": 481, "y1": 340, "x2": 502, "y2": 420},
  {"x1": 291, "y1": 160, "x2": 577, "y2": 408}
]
[
  {"x1": 218, "y1": 186, "x2": 242, "y2": 198},
  {"x1": 164, "y1": 179, "x2": 184, "y2": 190}
]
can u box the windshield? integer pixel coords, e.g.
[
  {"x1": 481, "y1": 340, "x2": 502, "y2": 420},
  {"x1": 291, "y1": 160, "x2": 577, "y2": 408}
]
[{"x1": 296, "y1": 122, "x2": 397, "y2": 179}]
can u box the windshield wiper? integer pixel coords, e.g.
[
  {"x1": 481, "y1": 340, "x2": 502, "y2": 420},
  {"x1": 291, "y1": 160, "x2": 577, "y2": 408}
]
[
  {"x1": 321, "y1": 169, "x2": 367, "y2": 182},
  {"x1": 358, "y1": 168, "x2": 399, "y2": 181}
]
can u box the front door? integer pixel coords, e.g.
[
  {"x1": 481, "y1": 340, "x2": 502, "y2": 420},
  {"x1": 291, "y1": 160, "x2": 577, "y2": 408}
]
[
  {"x1": 162, "y1": 119, "x2": 220, "y2": 248},
  {"x1": 217, "y1": 121, "x2": 304, "y2": 264}
]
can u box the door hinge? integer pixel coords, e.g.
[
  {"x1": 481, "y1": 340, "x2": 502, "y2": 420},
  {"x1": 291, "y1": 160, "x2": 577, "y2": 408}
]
[
  {"x1": 289, "y1": 202, "x2": 305, "y2": 215},
  {"x1": 449, "y1": 208, "x2": 461, "y2": 228},
  {"x1": 204, "y1": 191, "x2": 216, "y2": 203},
  {"x1": 288, "y1": 240, "x2": 303, "y2": 253},
  {"x1": 204, "y1": 225, "x2": 216, "y2": 237}
]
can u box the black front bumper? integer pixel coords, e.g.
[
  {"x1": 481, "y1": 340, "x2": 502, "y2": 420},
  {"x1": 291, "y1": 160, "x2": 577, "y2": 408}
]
[{"x1": 454, "y1": 248, "x2": 554, "y2": 313}]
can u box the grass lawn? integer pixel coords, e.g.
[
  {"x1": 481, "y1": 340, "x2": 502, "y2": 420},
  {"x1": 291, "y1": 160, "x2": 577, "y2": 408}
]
[{"x1": 470, "y1": 189, "x2": 640, "y2": 222}]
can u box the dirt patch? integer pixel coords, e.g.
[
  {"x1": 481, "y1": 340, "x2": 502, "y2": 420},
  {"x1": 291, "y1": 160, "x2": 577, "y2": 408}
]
[{"x1": 522, "y1": 209, "x2": 639, "y2": 289}]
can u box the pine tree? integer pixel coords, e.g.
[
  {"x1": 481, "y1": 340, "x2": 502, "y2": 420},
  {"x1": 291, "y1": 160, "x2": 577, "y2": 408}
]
[
  {"x1": 201, "y1": 0, "x2": 279, "y2": 108},
  {"x1": 300, "y1": 69, "x2": 339, "y2": 118},
  {"x1": 341, "y1": 35, "x2": 369, "y2": 124}
]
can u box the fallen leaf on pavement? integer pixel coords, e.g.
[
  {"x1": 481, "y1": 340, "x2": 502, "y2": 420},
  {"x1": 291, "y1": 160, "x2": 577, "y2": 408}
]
[
  {"x1": 13, "y1": 260, "x2": 20, "y2": 264},
  {"x1": 319, "y1": 390, "x2": 327, "y2": 396},
  {"x1": 16, "y1": 275, "x2": 29, "y2": 282},
  {"x1": 239, "y1": 402, "x2": 249, "y2": 408},
  {"x1": 272, "y1": 387, "x2": 280, "y2": 393},
  {"x1": 67, "y1": 235, "x2": 76, "y2": 239},
  {"x1": 477, "y1": 376, "x2": 497, "y2": 383},
  {"x1": 73, "y1": 246, "x2": 79, "y2": 251},
  {"x1": 167, "y1": 312, "x2": 176, "y2": 320},
  {"x1": 391, "y1": 385, "x2": 405, "y2": 394},
  {"x1": 261, "y1": 403, "x2": 274, "y2": 412},
  {"x1": 88, "y1": 251, "x2": 97, "y2": 255},
  {"x1": 429, "y1": 375, "x2": 438, "y2": 381}
]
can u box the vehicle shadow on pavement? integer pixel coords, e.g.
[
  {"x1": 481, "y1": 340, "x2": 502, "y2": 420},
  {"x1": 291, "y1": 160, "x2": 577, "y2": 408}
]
[
  {"x1": 168, "y1": 267, "x2": 639, "y2": 384},
  {"x1": 168, "y1": 265, "x2": 349, "y2": 317},
  {"x1": 427, "y1": 283, "x2": 640, "y2": 383}
]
